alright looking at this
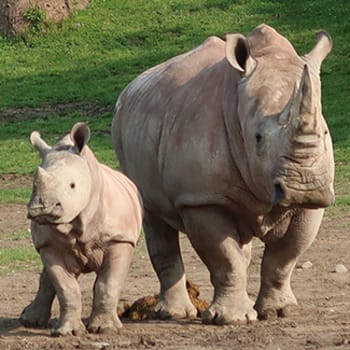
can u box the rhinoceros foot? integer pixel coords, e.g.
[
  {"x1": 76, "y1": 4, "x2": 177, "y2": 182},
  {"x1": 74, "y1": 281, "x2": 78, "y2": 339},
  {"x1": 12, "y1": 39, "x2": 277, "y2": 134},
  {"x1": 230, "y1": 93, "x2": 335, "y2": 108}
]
[
  {"x1": 255, "y1": 288, "x2": 297, "y2": 320},
  {"x1": 154, "y1": 298, "x2": 197, "y2": 320},
  {"x1": 87, "y1": 312, "x2": 122, "y2": 334},
  {"x1": 19, "y1": 302, "x2": 51, "y2": 328},
  {"x1": 202, "y1": 296, "x2": 257, "y2": 325},
  {"x1": 257, "y1": 304, "x2": 296, "y2": 320},
  {"x1": 51, "y1": 319, "x2": 86, "y2": 337}
]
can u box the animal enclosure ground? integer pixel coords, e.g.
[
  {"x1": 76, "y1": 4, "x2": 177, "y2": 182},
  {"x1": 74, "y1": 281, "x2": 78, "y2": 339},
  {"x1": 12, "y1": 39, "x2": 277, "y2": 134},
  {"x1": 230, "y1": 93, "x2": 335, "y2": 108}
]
[{"x1": 0, "y1": 203, "x2": 349, "y2": 350}]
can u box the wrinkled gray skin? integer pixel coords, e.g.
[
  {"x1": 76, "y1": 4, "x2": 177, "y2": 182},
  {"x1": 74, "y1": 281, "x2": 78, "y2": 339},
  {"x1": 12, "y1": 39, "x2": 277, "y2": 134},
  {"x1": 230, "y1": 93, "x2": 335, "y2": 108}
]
[
  {"x1": 19, "y1": 123, "x2": 142, "y2": 336},
  {"x1": 112, "y1": 24, "x2": 335, "y2": 324}
]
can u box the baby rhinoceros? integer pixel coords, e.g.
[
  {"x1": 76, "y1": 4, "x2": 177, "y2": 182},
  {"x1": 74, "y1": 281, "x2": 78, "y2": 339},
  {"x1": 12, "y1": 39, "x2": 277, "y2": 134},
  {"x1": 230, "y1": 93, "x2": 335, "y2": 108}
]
[{"x1": 19, "y1": 122, "x2": 142, "y2": 336}]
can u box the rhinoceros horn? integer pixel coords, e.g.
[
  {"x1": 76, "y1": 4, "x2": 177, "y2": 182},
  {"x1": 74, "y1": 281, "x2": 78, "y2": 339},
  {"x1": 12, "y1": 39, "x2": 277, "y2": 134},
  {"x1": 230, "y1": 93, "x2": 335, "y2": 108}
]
[
  {"x1": 278, "y1": 65, "x2": 317, "y2": 133},
  {"x1": 35, "y1": 166, "x2": 54, "y2": 190},
  {"x1": 28, "y1": 166, "x2": 60, "y2": 219}
]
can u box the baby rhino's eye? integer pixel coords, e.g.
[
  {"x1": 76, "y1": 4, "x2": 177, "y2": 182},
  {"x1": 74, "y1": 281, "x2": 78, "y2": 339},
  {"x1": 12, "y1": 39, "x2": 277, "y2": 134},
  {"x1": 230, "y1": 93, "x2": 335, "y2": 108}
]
[{"x1": 70, "y1": 182, "x2": 76, "y2": 189}]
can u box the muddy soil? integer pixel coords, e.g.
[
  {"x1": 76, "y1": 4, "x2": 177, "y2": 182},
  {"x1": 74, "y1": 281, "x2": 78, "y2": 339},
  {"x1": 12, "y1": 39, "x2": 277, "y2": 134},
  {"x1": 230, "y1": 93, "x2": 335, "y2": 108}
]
[{"x1": 0, "y1": 203, "x2": 349, "y2": 350}]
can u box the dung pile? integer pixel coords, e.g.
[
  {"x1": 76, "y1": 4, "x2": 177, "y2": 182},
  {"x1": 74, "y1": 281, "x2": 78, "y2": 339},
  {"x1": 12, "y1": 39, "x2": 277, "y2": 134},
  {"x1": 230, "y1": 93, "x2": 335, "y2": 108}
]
[{"x1": 121, "y1": 280, "x2": 209, "y2": 320}]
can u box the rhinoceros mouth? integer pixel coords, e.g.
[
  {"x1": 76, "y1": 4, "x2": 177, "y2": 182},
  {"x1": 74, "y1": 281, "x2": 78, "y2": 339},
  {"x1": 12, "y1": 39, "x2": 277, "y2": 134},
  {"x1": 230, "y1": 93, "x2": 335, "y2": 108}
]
[
  {"x1": 27, "y1": 201, "x2": 63, "y2": 224},
  {"x1": 272, "y1": 177, "x2": 334, "y2": 209},
  {"x1": 27, "y1": 211, "x2": 62, "y2": 224},
  {"x1": 272, "y1": 182, "x2": 285, "y2": 203}
]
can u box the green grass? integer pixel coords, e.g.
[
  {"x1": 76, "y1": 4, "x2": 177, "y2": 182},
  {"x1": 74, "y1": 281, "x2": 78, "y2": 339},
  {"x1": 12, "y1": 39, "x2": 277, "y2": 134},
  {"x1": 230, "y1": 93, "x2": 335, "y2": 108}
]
[
  {"x1": 0, "y1": 0, "x2": 348, "y2": 198},
  {"x1": 0, "y1": 188, "x2": 32, "y2": 204},
  {"x1": 0, "y1": 247, "x2": 41, "y2": 274},
  {"x1": 0, "y1": 0, "x2": 349, "y2": 271},
  {"x1": 0, "y1": 230, "x2": 41, "y2": 275},
  {"x1": 0, "y1": 0, "x2": 348, "y2": 113},
  {"x1": 0, "y1": 111, "x2": 117, "y2": 173},
  {"x1": 2, "y1": 230, "x2": 30, "y2": 241}
]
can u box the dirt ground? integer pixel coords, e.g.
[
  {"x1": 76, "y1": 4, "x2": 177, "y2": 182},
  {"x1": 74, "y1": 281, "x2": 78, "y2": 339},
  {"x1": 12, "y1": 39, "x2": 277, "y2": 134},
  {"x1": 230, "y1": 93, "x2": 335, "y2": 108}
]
[{"x1": 0, "y1": 202, "x2": 349, "y2": 350}]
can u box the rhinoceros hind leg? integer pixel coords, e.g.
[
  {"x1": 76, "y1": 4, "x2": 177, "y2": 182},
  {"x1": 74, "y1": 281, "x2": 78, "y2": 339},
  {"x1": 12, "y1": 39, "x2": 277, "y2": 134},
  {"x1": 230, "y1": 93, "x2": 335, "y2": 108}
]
[
  {"x1": 255, "y1": 209, "x2": 323, "y2": 320},
  {"x1": 19, "y1": 268, "x2": 55, "y2": 328},
  {"x1": 182, "y1": 206, "x2": 257, "y2": 324},
  {"x1": 144, "y1": 209, "x2": 196, "y2": 319}
]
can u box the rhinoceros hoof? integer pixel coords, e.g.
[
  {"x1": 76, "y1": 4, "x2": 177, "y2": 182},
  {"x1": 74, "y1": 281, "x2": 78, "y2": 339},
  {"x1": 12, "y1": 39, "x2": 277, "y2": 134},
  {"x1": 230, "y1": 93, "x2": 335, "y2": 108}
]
[
  {"x1": 19, "y1": 305, "x2": 50, "y2": 328},
  {"x1": 202, "y1": 303, "x2": 258, "y2": 325},
  {"x1": 154, "y1": 300, "x2": 197, "y2": 320},
  {"x1": 257, "y1": 304, "x2": 296, "y2": 320},
  {"x1": 87, "y1": 313, "x2": 122, "y2": 334},
  {"x1": 51, "y1": 319, "x2": 86, "y2": 337}
]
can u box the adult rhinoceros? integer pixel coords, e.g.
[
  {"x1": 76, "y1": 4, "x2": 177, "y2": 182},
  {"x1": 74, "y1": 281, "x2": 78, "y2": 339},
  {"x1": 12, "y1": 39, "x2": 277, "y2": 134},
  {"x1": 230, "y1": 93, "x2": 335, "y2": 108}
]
[{"x1": 112, "y1": 24, "x2": 335, "y2": 324}]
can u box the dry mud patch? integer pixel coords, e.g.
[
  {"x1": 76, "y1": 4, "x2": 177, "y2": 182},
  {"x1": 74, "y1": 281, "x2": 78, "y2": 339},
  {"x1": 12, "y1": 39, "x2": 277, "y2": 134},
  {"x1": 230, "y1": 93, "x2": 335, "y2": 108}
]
[{"x1": 0, "y1": 204, "x2": 349, "y2": 349}]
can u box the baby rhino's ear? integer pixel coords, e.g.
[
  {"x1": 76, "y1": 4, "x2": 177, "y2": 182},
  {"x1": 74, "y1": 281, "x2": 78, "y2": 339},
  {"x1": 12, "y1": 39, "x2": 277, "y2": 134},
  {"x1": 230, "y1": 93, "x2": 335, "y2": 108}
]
[
  {"x1": 70, "y1": 122, "x2": 91, "y2": 153},
  {"x1": 30, "y1": 131, "x2": 51, "y2": 159}
]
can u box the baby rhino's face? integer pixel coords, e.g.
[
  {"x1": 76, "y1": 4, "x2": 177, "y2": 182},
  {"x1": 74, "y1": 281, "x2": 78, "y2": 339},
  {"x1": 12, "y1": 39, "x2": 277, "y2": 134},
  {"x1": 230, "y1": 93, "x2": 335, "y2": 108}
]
[{"x1": 27, "y1": 150, "x2": 92, "y2": 224}]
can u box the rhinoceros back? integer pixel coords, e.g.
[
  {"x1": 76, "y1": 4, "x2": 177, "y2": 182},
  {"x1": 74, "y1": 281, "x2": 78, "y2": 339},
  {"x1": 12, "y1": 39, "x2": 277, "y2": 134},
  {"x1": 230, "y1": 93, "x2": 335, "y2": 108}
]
[{"x1": 112, "y1": 36, "x2": 230, "y2": 220}]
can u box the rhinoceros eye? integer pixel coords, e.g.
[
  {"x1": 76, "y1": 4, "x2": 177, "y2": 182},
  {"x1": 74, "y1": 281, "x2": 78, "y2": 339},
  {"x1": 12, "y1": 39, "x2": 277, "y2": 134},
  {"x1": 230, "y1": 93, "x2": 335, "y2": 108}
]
[
  {"x1": 255, "y1": 133, "x2": 262, "y2": 143},
  {"x1": 70, "y1": 182, "x2": 76, "y2": 189}
]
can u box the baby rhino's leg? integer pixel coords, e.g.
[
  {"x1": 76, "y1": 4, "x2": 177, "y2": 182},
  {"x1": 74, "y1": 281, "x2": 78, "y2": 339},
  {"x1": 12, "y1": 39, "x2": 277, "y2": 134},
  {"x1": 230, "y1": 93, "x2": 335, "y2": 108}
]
[
  {"x1": 40, "y1": 247, "x2": 85, "y2": 336},
  {"x1": 87, "y1": 242, "x2": 134, "y2": 334},
  {"x1": 19, "y1": 268, "x2": 55, "y2": 328}
]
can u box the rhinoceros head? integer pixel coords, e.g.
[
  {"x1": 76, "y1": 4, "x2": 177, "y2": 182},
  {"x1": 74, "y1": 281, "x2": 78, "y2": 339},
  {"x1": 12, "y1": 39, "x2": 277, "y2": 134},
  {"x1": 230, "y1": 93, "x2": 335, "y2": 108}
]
[
  {"x1": 27, "y1": 123, "x2": 92, "y2": 224},
  {"x1": 225, "y1": 25, "x2": 334, "y2": 209}
]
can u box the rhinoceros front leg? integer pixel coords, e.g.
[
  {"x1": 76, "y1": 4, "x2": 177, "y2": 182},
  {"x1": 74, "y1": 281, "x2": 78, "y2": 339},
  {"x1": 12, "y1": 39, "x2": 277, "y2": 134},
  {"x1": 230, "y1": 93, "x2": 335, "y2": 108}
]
[
  {"x1": 87, "y1": 242, "x2": 134, "y2": 334},
  {"x1": 182, "y1": 206, "x2": 257, "y2": 324},
  {"x1": 144, "y1": 209, "x2": 197, "y2": 319},
  {"x1": 255, "y1": 208, "x2": 324, "y2": 319},
  {"x1": 40, "y1": 247, "x2": 85, "y2": 336},
  {"x1": 19, "y1": 267, "x2": 55, "y2": 328}
]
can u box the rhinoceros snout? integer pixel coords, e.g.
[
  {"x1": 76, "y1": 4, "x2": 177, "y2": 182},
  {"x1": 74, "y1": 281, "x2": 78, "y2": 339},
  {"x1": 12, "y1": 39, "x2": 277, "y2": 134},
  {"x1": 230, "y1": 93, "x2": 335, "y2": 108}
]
[
  {"x1": 27, "y1": 196, "x2": 63, "y2": 222},
  {"x1": 272, "y1": 178, "x2": 335, "y2": 209}
]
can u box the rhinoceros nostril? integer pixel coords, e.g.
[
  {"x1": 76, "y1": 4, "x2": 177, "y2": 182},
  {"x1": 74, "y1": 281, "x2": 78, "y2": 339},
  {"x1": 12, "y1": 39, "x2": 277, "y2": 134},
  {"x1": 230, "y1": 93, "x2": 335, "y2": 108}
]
[
  {"x1": 273, "y1": 182, "x2": 285, "y2": 203},
  {"x1": 52, "y1": 202, "x2": 63, "y2": 217}
]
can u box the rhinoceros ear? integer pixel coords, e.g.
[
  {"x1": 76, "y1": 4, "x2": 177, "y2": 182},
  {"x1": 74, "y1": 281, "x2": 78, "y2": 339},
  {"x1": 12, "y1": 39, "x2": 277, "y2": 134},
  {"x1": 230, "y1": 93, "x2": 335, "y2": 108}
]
[
  {"x1": 70, "y1": 122, "x2": 91, "y2": 153},
  {"x1": 303, "y1": 31, "x2": 332, "y2": 73},
  {"x1": 225, "y1": 33, "x2": 256, "y2": 76},
  {"x1": 30, "y1": 131, "x2": 51, "y2": 159}
]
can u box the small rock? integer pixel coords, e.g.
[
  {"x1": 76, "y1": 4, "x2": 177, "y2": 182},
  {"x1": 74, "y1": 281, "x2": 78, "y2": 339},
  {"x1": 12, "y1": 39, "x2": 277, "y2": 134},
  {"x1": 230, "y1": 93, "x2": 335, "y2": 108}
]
[
  {"x1": 334, "y1": 263, "x2": 348, "y2": 273},
  {"x1": 82, "y1": 342, "x2": 110, "y2": 349},
  {"x1": 297, "y1": 261, "x2": 313, "y2": 269}
]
